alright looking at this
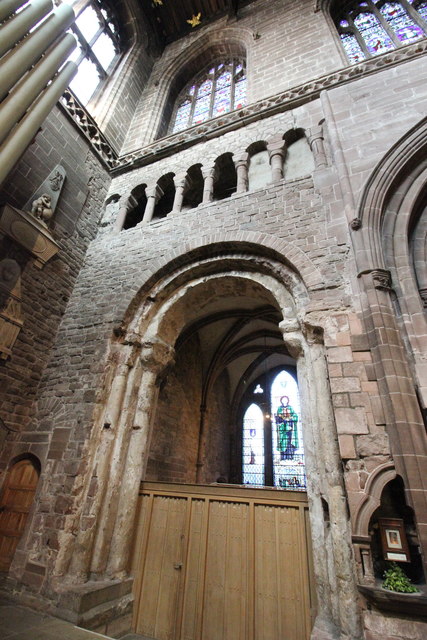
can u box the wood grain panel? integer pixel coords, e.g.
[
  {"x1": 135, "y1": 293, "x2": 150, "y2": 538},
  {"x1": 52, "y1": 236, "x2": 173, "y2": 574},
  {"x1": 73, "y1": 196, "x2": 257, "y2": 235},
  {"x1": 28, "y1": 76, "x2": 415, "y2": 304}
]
[
  {"x1": 133, "y1": 482, "x2": 313, "y2": 640},
  {"x1": 0, "y1": 459, "x2": 39, "y2": 572}
]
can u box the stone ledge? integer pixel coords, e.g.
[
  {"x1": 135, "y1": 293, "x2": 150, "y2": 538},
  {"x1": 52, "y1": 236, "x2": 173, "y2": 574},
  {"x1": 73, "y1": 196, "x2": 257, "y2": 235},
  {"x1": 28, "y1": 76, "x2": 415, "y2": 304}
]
[
  {"x1": 358, "y1": 584, "x2": 427, "y2": 619},
  {"x1": 54, "y1": 578, "x2": 134, "y2": 633}
]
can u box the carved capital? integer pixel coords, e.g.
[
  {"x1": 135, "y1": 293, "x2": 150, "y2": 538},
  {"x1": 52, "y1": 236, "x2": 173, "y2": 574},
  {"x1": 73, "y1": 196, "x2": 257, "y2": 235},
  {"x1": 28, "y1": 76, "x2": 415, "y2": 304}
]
[
  {"x1": 419, "y1": 288, "x2": 427, "y2": 308},
  {"x1": 358, "y1": 268, "x2": 393, "y2": 291},
  {"x1": 146, "y1": 184, "x2": 163, "y2": 201},
  {"x1": 234, "y1": 153, "x2": 249, "y2": 169},
  {"x1": 201, "y1": 166, "x2": 217, "y2": 181},
  {"x1": 173, "y1": 172, "x2": 190, "y2": 190},
  {"x1": 371, "y1": 269, "x2": 392, "y2": 291},
  {"x1": 350, "y1": 218, "x2": 362, "y2": 230},
  {"x1": 140, "y1": 339, "x2": 175, "y2": 371}
]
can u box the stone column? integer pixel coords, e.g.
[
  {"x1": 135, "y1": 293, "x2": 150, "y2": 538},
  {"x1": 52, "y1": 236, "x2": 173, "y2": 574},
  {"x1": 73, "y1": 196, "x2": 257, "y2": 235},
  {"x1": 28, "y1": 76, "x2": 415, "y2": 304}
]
[
  {"x1": 234, "y1": 153, "x2": 249, "y2": 193},
  {"x1": 202, "y1": 166, "x2": 217, "y2": 204},
  {"x1": 113, "y1": 194, "x2": 136, "y2": 233},
  {"x1": 280, "y1": 322, "x2": 362, "y2": 640},
  {"x1": 172, "y1": 172, "x2": 189, "y2": 213},
  {"x1": 106, "y1": 340, "x2": 175, "y2": 577},
  {"x1": 142, "y1": 185, "x2": 163, "y2": 224},
  {"x1": 267, "y1": 137, "x2": 287, "y2": 182},
  {"x1": 306, "y1": 125, "x2": 328, "y2": 169}
]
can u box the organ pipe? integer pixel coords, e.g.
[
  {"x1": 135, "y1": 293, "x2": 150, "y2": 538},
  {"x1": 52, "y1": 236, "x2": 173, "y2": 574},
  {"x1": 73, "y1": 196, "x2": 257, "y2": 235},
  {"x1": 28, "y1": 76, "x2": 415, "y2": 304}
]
[
  {"x1": 0, "y1": 33, "x2": 76, "y2": 145},
  {"x1": 0, "y1": 0, "x2": 52, "y2": 58},
  {"x1": 0, "y1": 3, "x2": 75, "y2": 102},
  {"x1": 0, "y1": 0, "x2": 77, "y2": 187},
  {"x1": 0, "y1": 62, "x2": 77, "y2": 186}
]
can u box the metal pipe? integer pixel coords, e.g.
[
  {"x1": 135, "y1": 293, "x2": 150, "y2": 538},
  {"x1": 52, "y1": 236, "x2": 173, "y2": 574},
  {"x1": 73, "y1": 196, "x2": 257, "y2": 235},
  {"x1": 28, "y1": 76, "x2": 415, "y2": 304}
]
[
  {"x1": 0, "y1": 3, "x2": 75, "y2": 102},
  {"x1": 0, "y1": 61, "x2": 77, "y2": 186},
  {"x1": 0, "y1": 0, "x2": 28, "y2": 23},
  {"x1": 0, "y1": 33, "x2": 76, "y2": 145},
  {"x1": 0, "y1": 0, "x2": 52, "y2": 58}
]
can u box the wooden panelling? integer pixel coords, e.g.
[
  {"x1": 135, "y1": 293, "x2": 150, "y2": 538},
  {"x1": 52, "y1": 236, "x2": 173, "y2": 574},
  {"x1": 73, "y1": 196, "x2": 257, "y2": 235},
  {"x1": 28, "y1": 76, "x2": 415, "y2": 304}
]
[{"x1": 132, "y1": 482, "x2": 314, "y2": 640}]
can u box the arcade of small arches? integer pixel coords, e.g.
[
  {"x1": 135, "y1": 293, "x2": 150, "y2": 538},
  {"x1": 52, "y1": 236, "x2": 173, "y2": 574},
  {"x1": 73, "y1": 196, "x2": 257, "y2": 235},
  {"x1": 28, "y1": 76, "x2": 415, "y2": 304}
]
[{"x1": 112, "y1": 128, "x2": 324, "y2": 231}]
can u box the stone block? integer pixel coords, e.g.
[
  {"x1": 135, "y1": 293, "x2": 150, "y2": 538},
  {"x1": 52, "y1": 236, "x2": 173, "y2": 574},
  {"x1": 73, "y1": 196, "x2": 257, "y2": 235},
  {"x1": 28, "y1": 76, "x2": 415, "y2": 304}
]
[
  {"x1": 327, "y1": 346, "x2": 353, "y2": 363},
  {"x1": 335, "y1": 408, "x2": 369, "y2": 435},
  {"x1": 339, "y1": 435, "x2": 356, "y2": 459}
]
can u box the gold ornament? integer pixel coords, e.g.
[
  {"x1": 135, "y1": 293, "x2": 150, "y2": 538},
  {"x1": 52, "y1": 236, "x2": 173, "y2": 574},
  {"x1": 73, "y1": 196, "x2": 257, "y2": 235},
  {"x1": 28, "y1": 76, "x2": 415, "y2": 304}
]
[{"x1": 187, "y1": 12, "x2": 202, "y2": 27}]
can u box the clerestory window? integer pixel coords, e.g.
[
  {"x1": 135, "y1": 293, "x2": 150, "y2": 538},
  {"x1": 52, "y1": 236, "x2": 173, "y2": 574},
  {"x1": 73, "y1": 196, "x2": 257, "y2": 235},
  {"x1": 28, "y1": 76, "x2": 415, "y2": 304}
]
[
  {"x1": 171, "y1": 59, "x2": 246, "y2": 134},
  {"x1": 333, "y1": 1, "x2": 427, "y2": 64},
  {"x1": 59, "y1": 0, "x2": 121, "y2": 105},
  {"x1": 242, "y1": 369, "x2": 306, "y2": 490}
]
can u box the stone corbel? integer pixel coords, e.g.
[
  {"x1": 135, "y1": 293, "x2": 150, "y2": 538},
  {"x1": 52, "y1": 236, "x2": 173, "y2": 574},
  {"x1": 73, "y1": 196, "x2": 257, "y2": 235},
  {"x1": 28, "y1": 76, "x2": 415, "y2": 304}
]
[
  {"x1": 358, "y1": 268, "x2": 393, "y2": 291},
  {"x1": 0, "y1": 204, "x2": 59, "y2": 268},
  {"x1": 0, "y1": 259, "x2": 23, "y2": 359}
]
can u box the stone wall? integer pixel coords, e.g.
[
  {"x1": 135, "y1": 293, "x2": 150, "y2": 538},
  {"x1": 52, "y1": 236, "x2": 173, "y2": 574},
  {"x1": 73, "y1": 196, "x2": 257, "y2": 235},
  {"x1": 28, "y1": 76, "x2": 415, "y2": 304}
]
[
  {"x1": 121, "y1": 0, "x2": 343, "y2": 152},
  {"x1": 146, "y1": 334, "x2": 203, "y2": 483},
  {"x1": 0, "y1": 106, "x2": 111, "y2": 473}
]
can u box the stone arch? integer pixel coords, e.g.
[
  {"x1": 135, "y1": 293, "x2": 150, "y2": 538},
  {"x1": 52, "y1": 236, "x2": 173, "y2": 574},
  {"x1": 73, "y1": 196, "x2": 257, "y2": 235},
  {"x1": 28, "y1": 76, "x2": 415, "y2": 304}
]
[
  {"x1": 120, "y1": 233, "x2": 323, "y2": 322},
  {"x1": 353, "y1": 461, "x2": 397, "y2": 538},
  {"x1": 356, "y1": 116, "x2": 427, "y2": 407},
  {"x1": 7, "y1": 452, "x2": 41, "y2": 474},
  {"x1": 145, "y1": 27, "x2": 253, "y2": 141},
  {"x1": 356, "y1": 115, "x2": 427, "y2": 271}
]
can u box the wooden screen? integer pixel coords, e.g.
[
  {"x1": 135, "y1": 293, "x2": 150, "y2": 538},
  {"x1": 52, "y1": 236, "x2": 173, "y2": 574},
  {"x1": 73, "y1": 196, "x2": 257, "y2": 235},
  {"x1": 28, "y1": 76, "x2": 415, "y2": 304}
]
[
  {"x1": 132, "y1": 482, "x2": 315, "y2": 640},
  {"x1": 0, "y1": 459, "x2": 39, "y2": 572}
]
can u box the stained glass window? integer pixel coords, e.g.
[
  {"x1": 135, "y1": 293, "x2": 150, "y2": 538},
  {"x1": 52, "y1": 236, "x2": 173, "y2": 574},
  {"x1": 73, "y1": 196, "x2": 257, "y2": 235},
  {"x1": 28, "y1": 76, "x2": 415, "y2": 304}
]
[
  {"x1": 242, "y1": 404, "x2": 265, "y2": 485},
  {"x1": 171, "y1": 60, "x2": 246, "y2": 133},
  {"x1": 334, "y1": 1, "x2": 427, "y2": 64},
  {"x1": 64, "y1": 1, "x2": 121, "y2": 106},
  {"x1": 242, "y1": 370, "x2": 306, "y2": 490},
  {"x1": 271, "y1": 371, "x2": 306, "y2": 489}
]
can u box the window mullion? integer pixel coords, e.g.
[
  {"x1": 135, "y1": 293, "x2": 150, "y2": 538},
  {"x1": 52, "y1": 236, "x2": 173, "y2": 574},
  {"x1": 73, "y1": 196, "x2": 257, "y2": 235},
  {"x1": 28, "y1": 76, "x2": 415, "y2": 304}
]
[
  {"x1": 264, "y1": 379, "x2": 274, "y2": 487},
  {"x1": 403, "y1": 0, "x2": 427, "y2": 31},
  {"x1": 209, "y1": 68, "x2": 216, "y2": 119},
  {"x1": 230, "y1": 60, "x2": 236, "y2": 111},
  {"x1": 370, "y1": 0, "x2": 403, "y2": 47},
  {"x1": 348, "y1": 16, "x2": 372, "y2": 57}
]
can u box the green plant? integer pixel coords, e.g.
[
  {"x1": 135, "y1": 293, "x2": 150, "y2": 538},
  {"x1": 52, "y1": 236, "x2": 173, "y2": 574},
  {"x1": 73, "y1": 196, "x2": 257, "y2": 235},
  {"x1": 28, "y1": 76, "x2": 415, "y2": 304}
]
[{"x1": 382, "y1": 562, "x2": 419, "y2": 593}]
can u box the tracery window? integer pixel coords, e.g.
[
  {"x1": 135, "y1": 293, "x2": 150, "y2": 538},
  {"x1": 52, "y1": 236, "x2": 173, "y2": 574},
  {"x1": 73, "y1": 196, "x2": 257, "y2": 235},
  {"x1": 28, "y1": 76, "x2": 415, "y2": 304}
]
[
  {"x1": 171, "y1": 60, "x2": 246, "y2": 134},
  {"x1": 334, "y1": 1, "x2": 427, "y2": 64},
  {"x1": 60, "y1": 0, "x2": 121, "y2": 105},
  {"x1": 242, "y1": 370, "x2": 306, "y2": 490}
]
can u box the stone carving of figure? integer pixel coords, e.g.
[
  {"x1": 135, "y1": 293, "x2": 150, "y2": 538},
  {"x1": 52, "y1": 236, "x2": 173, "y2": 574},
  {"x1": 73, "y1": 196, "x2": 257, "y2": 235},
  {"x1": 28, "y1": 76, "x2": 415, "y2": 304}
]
[{"x1": 31, "y1": 194, "x2": 53, "y2": 223}]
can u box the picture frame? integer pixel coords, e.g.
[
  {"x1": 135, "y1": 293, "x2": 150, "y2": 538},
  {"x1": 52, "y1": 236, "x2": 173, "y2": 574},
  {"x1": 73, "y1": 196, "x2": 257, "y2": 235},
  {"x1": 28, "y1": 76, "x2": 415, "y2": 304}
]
[{"x1": 378, "y1": 518, "x2": 410, "y2": 563}]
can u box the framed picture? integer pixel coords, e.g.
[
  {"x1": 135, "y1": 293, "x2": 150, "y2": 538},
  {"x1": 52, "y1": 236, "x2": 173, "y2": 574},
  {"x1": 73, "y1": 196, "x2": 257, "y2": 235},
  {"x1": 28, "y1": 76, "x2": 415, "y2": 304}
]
[{"x1": 378, "y1": 518, "x2": 410, "y2": 563}]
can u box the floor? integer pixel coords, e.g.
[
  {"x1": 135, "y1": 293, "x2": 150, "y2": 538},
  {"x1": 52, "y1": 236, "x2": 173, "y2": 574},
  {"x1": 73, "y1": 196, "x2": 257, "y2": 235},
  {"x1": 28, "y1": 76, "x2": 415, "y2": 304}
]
[{"x1": 0, "y1": 594, "x2": 147, "y2": 640}]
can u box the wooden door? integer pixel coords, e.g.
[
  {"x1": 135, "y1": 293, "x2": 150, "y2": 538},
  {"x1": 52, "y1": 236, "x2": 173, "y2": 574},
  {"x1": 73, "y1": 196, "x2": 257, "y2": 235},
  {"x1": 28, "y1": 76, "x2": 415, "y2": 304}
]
[
  {"x1": 132, "y1": 483, "x2": 315, "y2": 640},
  {"x1": 0, "y1": 459, "x2": 39, "y2": 572}
]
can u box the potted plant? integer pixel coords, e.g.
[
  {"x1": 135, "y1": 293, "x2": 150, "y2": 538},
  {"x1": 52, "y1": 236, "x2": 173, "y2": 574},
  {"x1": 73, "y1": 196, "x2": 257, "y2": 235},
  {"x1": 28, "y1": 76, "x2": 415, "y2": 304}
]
[{"x1": 382, "y1": 562, "x2": 419, "y2": 593}]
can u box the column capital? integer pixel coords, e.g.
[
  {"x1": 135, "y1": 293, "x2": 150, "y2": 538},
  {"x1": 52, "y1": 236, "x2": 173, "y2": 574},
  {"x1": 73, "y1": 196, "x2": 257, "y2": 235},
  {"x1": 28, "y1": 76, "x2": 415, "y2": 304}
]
[
  {"x1": 140, "y1": 338, "x2": 175, "y2": 371},
  {"x1": 201, "y1": 165, "x2": 217, "y2": 180},
  {"x1": 358, "y1": 268, "x2": 393, "y2": 291},
  {"x1": 234, "y1": 152, "x2": 249, "y2": 169},
  {"x1": 306, "y1": 126, "x2": 323, "y2": 145},
  {"x1": 145, "y1": 184, "x2": 163, "y2": 202},
  {"x1": 266, "y1": 135, "x2": 286, "y2": 156},
  {"x1": 173, "y1": 172, "x2": 190, "y2": 190}
]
